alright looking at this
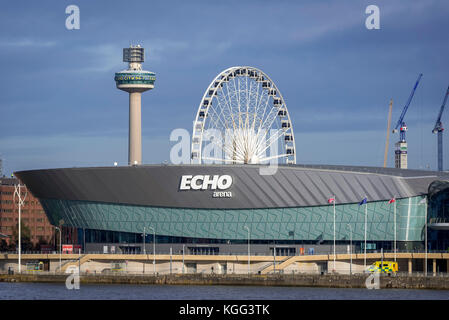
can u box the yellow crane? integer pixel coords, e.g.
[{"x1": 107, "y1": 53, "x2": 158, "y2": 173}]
[{"x1": 383, "y1": 99, "x2": 393, "y2": 168}]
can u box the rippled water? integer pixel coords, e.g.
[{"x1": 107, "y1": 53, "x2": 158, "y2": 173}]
[{"x1": 0, "y1": 282, "x2": 448, "y2": 300}]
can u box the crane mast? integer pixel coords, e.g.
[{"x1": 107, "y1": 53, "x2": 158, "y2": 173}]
[
  {"x1": 392, "y1": 73, "x2": 423, "y2": 169},
  {"x1": 432, "y1": 86, "x2": 449, "y2": 171}
]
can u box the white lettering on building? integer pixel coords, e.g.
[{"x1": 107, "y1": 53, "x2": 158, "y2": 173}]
[{"x1": 179, "y1": 175, "x2": 233, "y2": 190}]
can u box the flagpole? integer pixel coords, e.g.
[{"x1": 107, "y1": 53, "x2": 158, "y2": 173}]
[
  {"x1": 364, "y1": 196, "x2": 367, "y2": 269},
  {"x1": 394, "y1": 197, "x2": 397, "y2": 262},
  {"x1": 333, "y1": 195, "x2": 336, "y2": 273},
  {"x1": 425, "y1": 197, "x2": 428, "y2": 277}
]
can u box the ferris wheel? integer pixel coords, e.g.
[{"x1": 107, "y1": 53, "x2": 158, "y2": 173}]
[{"x1": 191, "y1": 66, "x2": 296, "y2": 165}]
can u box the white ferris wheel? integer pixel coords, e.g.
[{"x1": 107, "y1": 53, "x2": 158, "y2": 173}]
[{"x1": 191, "y1": 66, "x2": 296, "y2": 165}]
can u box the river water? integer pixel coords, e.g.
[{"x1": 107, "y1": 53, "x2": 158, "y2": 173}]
[{"x1": 0, "y1": 282, "x2": 448, "y2": 300}]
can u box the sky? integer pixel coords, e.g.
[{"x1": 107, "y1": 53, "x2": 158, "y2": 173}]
[{"x1": 0, "y1": 0, "x2": 448, "y2": 176}]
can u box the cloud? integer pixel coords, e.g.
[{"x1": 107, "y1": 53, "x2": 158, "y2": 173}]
[
  {"x1": 288, "y1": 1, "x2": 442, "y2": 44},
  {"x1": 0, "y1": 39, "x2": 57, "y2": 48},
  {"x1": 144, "y1": 39, "x2": 190, "y2": 61},
  {"x1": 76, "y1": 43, "x2": 123, "y2": 73}
]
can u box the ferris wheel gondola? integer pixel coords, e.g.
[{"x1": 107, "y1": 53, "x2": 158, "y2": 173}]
[{"x1": 191, "y1": 66, "x2": 296, "y2": 165}]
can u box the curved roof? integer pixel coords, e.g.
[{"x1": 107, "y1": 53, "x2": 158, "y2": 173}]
[{"x1": 14, "y1": 164, "x2": 449, "y2": 209}]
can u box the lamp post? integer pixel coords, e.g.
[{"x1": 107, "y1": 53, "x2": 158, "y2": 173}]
[
  {"x1": 347, "y1": 224, "x2": 352, "y2": 276},
  {"x1": 83, "y1": 228, "x2": 86, "y2": 254},
  {"x1": 147, "y1": 226, "x2": 156, "y2": 275},
  {"x1": 55, "y1": 226, "x2": 61, "y2": 273},
  {"x1": 425, "y1": 198, "x2": 428, "y2": 277},
  {"x1": 13, "y1": 184, "x2": 27, "y2": 273},
  {"x1": 244, "y1": 226, "x2": 250, "y2": 275},
  {"x1": 332, "y1": 195, "x2": 336, "y2": 272},
  {"x1": 143, "y1": 226, "x2": 146, "y2": 255},
  {"x1": 394, "y1": 197, "x2": 397, "y2": 262},
  {"x1": 182, "y1": 244, "x2": 185, "y2": 274},
  {"x1": 142, "y1": 227, "x2": 146, "y2": 274},
  {"x1": 423, "y1": 198, "x2": 428, "y2": 276},
  {"x1": 364, "y1": 196, "x2": 368, "y2": 269}
]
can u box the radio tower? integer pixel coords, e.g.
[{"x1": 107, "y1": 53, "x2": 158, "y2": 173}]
[{"x1": 115, "y1": 45, "x2": 156, "y2": 165}]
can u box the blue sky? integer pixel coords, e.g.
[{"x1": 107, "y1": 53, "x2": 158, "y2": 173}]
[{"x1": 0, "y1": 0, "x2": 448, "y2": 175}]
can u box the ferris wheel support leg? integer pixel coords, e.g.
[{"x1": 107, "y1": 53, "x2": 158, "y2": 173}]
[{"x1": 129, "y1": 91, "x2": 142, "y2": 165}]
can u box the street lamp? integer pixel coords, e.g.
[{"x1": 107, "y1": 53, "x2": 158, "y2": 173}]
[
  {"x1": 393, "y1": 196, "x2": 397, "y2": 262},
  {"x1": 425, "y1": 198, "x2": 428, "y2": 277},
  {"x1": 13, "y1": 184, "x2": 27, "y2": 273},
  {"x1": 332, "y1": 195, "x2": 336, "y2": 272},
  {"x1": 142, "y1": 226, "x2": 146, "y2": 274},
  {"x1": 364, "y1": 196, "x2": 368, "y2": 269},
  {"x1": 182, "y1": 244, "x2": 185, "y2": 274},
  {"x1": 419, "y1": 198, "x2": 428, "y2": 276},
  {"x1": 55, "y1": 226, "x2": 61, "y2": 273},
  {"x1": 147, "y1": 226, "x2": 156, "y2": 275},
  {"x1": 143, "y1": 226, "x2": 146, "y2": 255},
  {"x1": 244, "y1": 225, "x2": 250, "y2": 275},
  {"x1": 347, "y1": 224, "x2": 352, "y2": 276}
]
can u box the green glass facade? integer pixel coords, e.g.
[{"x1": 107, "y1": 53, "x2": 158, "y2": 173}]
[{"x1": 39, "y1": 196, "x2": 427, "y2": 242}]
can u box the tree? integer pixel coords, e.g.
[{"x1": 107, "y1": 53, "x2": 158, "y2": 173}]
[
  {"x1": 34, "y1": 237, "x2": 50, "y2": 251},
  {"x1": 11, "y1": 220, "x2": 33, "y2": 252},
  {"x1": 0, "y1": 239, "x2": 8, "y2": 252}
]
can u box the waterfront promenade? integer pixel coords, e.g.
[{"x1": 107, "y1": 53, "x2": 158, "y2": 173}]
[{"x1": 1, "y1": 252, "x2": 448, "y2": 276}]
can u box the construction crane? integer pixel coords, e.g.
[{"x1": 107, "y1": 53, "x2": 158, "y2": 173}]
[
  {"x1": 383, "y1": 99, "x2": 393, "y2": 168},
  {"x1": 432, "y1": 86, "x2": 449, "y2": 171},
  {"x1": 392, "y1": 73, "x2": 423, "y2": 169}
]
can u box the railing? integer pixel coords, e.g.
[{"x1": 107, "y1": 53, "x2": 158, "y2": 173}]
[{"x1": 1, "y1": 249, "x2": 449, "y2": 256}]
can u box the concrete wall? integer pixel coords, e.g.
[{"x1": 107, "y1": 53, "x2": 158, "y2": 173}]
[{"x1": 2, "y1": 253, "x2": 448, "y2": 275}]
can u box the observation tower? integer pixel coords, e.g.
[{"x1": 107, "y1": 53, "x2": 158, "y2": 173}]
[{"x1": 115, "y1": 45, "x2": 156, "y2": 165}]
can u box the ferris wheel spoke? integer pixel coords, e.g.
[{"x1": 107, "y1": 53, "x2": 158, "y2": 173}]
[
  {"x1": 229, "y1": 130, "x2": 251, "y2": 159},
  {"x1": 225, "y1": 135, "x2": 246, "y2": 159},
  {"x1": 254, "y1": 129, "x2": 270, "y2": 151},
  {"x1": 217, "y1": 88, "x2": 236, "y2": 132},
  {"x1": 257, "y1": 129, "x2": 287, "y2": 156},
  {"x1": 232, "y1": 76, "x2": 242, "y2": 130},
  {"x1": 212, "y1": 104, "x2": 230, "y2": 131},
  {"x1": 256, "y1": 95, "x2": 271, "y2": 133},
  {"x1": 249, "y1": 81, "x2": 259, "y2": 132},
  {"x1": 245, "y1": 76, "x2": 252, "y2": 131},
  {"x1": 218, "y1": 73, "x2": 239, "y2": 131},
  {"x1": 259, "y1": 107, "x2": 279, "y2": 132},
  {"x1": 206, "y1": 104, "x2": 229, "y2": 131},
  {"x1": 214, "y1": 129, "x2": 247, "y2": 160},
  {"x1": 258, "y1": 92, "x2": 275, "y2": 130},
  {"x1": 203, "y1": 134, "x2": 233, "y2": 160}
]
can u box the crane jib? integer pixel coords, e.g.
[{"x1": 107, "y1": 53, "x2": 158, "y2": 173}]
[
  {"x1": 393, "y1": 73, "x2": 423, "y2": 131},
  {"x1": 432, "y1": 86, "x2": 449, "y2": 133}
]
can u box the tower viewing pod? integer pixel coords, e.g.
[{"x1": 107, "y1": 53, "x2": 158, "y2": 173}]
[{"x1": 115, "y1": 45, "x2": 156, "y2": 165}]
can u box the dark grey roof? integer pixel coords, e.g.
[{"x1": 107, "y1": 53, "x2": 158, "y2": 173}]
[
  {"x1": 14, "y1": 164, "x2": 449, "y2": 209},
  {"x1": 287, "y1": 164, "x2": 449, "y2": 178}
]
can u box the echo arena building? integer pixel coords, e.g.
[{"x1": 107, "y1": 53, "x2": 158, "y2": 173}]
[
  {"x1": 13, "y1": 49, "x2": 449, "y2": 256},
  {"x1": 15, "y1": 164, "x2": 449, "y2": 255}
]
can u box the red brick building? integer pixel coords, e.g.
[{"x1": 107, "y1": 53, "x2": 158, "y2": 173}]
[{"x1": 0, "y1": 177, "x2": 55, "y2": 248}]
